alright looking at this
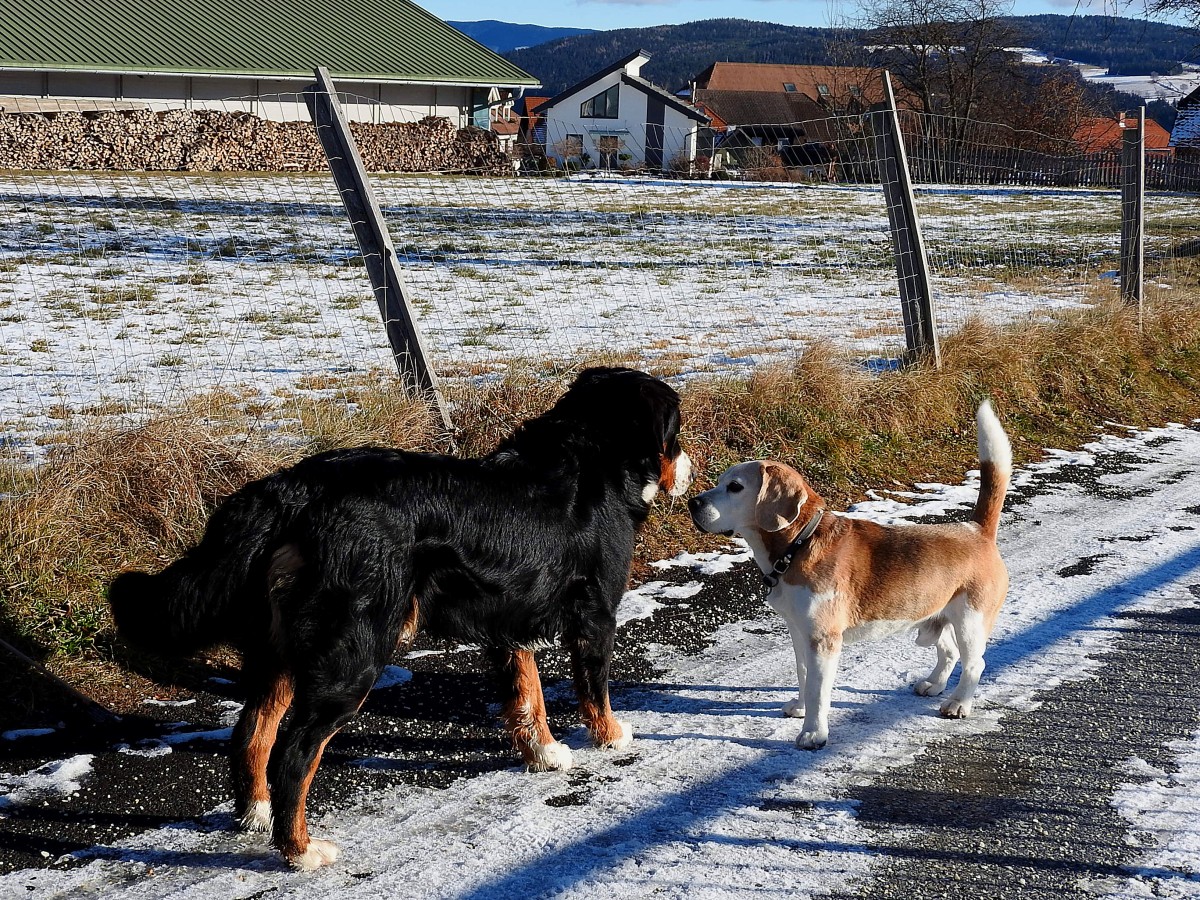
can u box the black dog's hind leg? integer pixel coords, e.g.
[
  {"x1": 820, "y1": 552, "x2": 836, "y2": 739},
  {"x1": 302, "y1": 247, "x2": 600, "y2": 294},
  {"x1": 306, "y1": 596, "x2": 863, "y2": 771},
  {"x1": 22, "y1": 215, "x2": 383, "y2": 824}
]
[
  {"x1": 566, "y1": 617, "x2": 631, "y2": 751},
  {"x1": 488, "y1": 648, "x2": 574, "y2": 772},
  {"x1": 231, "y1": 654, "x2": 293, "y2": 834}
]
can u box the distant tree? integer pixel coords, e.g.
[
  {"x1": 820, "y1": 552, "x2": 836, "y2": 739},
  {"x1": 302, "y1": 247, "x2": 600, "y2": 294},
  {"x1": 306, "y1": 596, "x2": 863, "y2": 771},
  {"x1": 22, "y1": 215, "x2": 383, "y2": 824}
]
[
  {"x1": 857, "y1": 0, "x2": 1027, "y2": 130},
  {"x1": 1147, "y1": 0, "x2": 1200, "y2": 29}
]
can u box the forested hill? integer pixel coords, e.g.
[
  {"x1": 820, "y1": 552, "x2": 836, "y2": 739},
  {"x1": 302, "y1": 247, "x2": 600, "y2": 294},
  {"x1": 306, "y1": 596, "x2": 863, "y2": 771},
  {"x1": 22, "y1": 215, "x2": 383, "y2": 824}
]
[
  {"x1": 503, "y1": 19, "x2": 843, "y2": 96},
  {"x1": 501, "y1": 14, "x2": 1199, "y2": 95},
  {"x1": 447, "y1": 20, "x2": 595, "y2": 53},
  {"x1": 1013, "y1": 14, "x2": 1198, "y2": 75}
]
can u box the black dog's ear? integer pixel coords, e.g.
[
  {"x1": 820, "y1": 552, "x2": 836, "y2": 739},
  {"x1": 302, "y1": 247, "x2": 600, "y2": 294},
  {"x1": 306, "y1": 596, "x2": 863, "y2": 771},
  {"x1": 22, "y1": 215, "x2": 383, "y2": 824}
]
[{"x1": 640, "y1": 381, "x2": 681, "y2": 454}]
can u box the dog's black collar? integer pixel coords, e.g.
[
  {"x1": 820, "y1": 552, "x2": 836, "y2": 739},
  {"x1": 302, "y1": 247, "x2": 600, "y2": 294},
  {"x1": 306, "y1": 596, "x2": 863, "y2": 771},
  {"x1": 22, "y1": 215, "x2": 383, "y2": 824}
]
[{"x1": 762, "y1": 508, "x2": 825, "y2": 590}]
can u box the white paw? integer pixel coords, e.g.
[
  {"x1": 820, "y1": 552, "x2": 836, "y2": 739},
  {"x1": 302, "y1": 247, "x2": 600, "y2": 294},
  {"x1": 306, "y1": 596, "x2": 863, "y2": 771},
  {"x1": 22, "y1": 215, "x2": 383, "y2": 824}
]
[
  {"x1": 527, "y1": 740, "x2": 574, "y2": 772},
  {"x1": 239, "y1": 800, "x2": 272, "y2": 833},
  {"x1": 915, "y1": 679, "x2": 946, "y2": 697},
  {"x1": 782, "y1": 698, "x2": 806, "y2": 718},
  {"x1": 796, "y1": 730, "x2": 828, "y2": 751},
  {"x1": 940, "y1": 698, "x2": 973, "y2": 719},
  {"x1": 597, "y1": 720, "x2": 633, "y2": 751},
  {"x1": 288, "y1": 838, "x2": 340, "y2": 871}
]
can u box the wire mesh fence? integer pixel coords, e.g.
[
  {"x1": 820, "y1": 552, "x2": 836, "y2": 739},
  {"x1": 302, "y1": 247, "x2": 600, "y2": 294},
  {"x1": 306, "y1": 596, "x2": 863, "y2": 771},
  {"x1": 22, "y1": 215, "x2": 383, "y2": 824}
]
[{"x1": 2, "y1": 90, "x2": 1199, "y2": 471}]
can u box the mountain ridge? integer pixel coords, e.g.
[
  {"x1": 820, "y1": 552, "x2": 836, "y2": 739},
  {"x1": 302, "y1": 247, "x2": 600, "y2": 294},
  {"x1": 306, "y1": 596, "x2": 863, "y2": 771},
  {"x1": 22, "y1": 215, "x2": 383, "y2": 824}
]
[{"x1": 488, "y1": 14, "x2": 1198, "y2": 95}]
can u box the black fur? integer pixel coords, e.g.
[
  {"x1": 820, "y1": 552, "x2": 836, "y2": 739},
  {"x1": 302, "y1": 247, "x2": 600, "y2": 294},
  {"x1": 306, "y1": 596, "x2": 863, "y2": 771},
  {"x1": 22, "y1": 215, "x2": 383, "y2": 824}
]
[{"x1": 108, "y1": 366, "x2": 684, "y2": 866}]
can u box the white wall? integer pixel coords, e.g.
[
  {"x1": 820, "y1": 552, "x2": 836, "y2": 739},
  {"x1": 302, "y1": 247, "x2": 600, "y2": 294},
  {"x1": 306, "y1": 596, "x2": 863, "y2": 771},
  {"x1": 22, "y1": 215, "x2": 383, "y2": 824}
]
[
  {"x1": 0, "y1": 71, "x2": 475, "y2": 124},
  {"x1": 543, "y1": 71, "x2": 700, "y2": 170}
]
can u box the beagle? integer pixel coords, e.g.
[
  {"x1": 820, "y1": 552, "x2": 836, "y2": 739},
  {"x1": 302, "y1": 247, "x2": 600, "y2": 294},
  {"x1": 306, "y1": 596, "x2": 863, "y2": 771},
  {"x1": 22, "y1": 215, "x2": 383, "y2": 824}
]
[{"x1": 689, "y1": 401, "x2": 1011, "y2": 749}]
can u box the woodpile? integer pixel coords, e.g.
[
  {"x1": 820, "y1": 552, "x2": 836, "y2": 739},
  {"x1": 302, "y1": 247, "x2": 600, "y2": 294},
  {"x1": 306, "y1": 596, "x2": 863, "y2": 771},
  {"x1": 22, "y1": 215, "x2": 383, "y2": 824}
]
[{"x1": 0, "y1": 108, "x2": 508, "y2": 174}]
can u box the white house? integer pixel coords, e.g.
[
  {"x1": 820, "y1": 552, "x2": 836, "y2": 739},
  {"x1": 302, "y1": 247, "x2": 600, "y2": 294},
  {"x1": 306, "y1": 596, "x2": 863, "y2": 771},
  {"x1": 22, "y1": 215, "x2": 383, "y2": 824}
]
[
  {"x1": 539, "y1": 50, "x2": 709, "y2": 171},
  {"x1": 0, "y1": 0, "x2": 538, "y2": 126}
]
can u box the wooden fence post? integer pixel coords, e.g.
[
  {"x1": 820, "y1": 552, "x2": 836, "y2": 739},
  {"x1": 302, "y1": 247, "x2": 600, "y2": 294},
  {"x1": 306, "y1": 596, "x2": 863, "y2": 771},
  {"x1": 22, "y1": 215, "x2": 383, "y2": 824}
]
[
  {"x1": 869, "y1": 71, "x2": 941, "y2": 368},
  {"x1": 1120, "y1": 108, "x2": 1146, "y2": 314},
  {"x1": 304, "y1": 67, "x2": 453, "y2": 431}
]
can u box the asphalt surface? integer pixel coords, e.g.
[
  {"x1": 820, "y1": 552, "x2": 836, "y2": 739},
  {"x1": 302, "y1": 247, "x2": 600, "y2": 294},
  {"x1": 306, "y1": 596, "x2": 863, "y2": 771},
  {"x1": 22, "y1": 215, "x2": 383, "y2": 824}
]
[{"x1": 1, "y1": 442, "x2": 1199, "y2": 897}]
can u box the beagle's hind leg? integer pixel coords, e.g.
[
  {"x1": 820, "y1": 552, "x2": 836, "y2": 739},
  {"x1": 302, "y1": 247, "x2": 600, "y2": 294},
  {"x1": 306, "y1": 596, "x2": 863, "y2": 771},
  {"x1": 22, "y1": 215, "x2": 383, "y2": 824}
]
[{"x1": 914, "y1": 619, "x2": 959, "y2": 698}]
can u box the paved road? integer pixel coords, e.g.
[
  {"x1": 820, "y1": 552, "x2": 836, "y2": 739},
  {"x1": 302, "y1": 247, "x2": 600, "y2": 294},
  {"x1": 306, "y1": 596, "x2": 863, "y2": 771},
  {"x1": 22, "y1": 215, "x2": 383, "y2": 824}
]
[{"x1": 1, "y1": 425, "x2": 1198, "y2": 898}]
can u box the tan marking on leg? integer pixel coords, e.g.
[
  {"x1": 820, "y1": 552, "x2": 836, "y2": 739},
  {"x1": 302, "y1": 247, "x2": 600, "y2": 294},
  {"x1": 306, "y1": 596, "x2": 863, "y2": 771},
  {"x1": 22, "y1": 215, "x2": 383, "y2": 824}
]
[
  {"x1": 278, "y1": 735, "x2": 333, "y2": 867},
  {"x1": 239, "y1": 672, "x2": 293, "y2": 830},
  {"x1": 579, "y1": 696, "x2": 628, "y2": 748},
  {"x1": 501, "y1": 650, "x2": 561, "y2": 767}
]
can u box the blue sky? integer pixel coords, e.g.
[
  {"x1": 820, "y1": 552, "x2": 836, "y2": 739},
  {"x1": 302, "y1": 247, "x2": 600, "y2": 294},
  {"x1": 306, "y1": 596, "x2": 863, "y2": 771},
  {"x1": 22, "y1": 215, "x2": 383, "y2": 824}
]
[{"x1": 421, "y1": 0, "x2": 1184, "y2": 32}]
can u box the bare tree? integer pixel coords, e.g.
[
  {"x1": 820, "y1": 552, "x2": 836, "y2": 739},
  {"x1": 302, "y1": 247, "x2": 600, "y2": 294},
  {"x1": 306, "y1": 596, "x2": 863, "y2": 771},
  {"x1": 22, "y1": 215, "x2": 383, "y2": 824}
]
[
  {"x1": 857, "y1": 0, "x2": 1025, "y2": 128},
  {"x1": 1146, "y1": 0, "x2": 1200, "y2": 28}
]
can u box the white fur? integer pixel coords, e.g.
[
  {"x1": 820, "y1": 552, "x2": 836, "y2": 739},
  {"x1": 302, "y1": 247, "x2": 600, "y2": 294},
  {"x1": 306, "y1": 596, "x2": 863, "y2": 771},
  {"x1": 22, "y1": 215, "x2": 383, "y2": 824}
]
[
  {"x1": 526, "y1": 740, "x2": 574, "y2": 772},
  {"x1": 289, "y1": 838, "x2": 340, "y2": 871},
  {"x1": 977, "y1": 400, "x2": 1012, "y2": 473},
  {"x1": 240, "y1": 799, "x2": 272, "y2": 833},
  {"x1": 642, "y1": 482, "x2": 660, "y2": 503},
  {"x1": 594, "y1": 720, "x2": 633, "y2": 751},
  {"x1": 669, "y1": 451, "x2": 693, "y2": 497}
]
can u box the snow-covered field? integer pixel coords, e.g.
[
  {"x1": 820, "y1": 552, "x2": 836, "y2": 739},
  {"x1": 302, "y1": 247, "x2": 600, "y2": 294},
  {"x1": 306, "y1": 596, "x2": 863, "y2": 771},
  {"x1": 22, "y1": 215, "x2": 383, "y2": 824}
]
[
  {"x1": 6, "y1": 172, "x2": 1191, "y2": 462},
  {"x1": 2, "y1": 420, "x2": 1199, "y2": 898}
]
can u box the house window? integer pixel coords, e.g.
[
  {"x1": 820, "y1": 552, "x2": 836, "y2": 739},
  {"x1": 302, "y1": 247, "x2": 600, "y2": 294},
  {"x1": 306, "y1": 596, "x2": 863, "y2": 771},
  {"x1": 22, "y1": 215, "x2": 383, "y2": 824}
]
[
  {"x1": 783, "y1": 82, "x2": 796, "y2": 92},
  {"x1": 849, "y1": 85, "x2": 862, "y2": 98},
  {"x1": 581, "y1": 85, "x2": 619, "y2": 119},
  {"x1": 817, "y1": 84, "x2": 831, "y2": 97}
]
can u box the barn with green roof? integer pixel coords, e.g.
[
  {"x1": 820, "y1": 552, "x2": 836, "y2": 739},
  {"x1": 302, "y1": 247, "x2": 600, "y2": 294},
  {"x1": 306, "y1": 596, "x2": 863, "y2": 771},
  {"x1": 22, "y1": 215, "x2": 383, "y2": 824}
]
[{"x1": 0, "y1": 0, "x2": 538, "y2": 124}]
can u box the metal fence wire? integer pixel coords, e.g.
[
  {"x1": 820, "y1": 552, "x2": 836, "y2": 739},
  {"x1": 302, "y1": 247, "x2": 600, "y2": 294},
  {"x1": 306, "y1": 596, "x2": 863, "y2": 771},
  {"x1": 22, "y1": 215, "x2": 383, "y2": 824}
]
[{"x1": 1, "y1": 91, "x2": 1198, "y2": 469}]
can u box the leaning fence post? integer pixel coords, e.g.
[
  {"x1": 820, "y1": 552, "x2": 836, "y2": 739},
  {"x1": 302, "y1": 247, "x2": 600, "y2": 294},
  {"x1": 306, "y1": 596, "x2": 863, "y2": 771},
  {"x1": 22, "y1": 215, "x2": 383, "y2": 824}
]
[
  {"x1": 303, "y1": 67, "x2": 453, "y2": 431},
  {"x1": 869, "y1": 70, "x2": 941, "y2": 368},
  {"x1": 1120, "y1": 107, "x2": 1145, "y2": 315}
]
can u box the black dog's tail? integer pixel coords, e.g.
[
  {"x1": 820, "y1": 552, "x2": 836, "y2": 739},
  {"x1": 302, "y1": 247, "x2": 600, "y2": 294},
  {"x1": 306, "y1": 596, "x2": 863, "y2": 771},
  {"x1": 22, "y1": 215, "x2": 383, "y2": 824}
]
[{"x1": 109, "y1": 486, "x2": 288, "y2": 657}]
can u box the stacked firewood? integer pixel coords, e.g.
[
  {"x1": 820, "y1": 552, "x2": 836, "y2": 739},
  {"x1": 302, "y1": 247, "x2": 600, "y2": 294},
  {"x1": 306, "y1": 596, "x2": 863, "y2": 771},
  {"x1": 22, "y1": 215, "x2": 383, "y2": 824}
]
[{"x1": 0, "y1": 108, "x2": 508, "y2": 173}]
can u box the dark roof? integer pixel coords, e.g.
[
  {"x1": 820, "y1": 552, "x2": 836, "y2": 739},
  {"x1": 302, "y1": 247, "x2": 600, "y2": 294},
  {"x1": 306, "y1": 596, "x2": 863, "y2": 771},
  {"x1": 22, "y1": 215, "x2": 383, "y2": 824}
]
[
  {"x1": 541, "y1": 50, "x2": 653, "y2": 110},
  {"x1": 694, "y1": 89, "x2": 834, "y2": 134},
  {"x1": 0, "y1": 0, "x2": 538, "y2": 86},
  {"x1": 1171, "y1": 101, "x2": 1200, "y2": 149},
  {"x1": 620, "y1": 74, "x2": 709, "y2": 123}
]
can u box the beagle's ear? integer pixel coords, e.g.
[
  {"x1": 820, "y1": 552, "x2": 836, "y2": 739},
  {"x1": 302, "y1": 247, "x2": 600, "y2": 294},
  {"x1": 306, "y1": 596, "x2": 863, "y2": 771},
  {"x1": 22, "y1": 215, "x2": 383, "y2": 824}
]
[{"x1": 755, "y1": 461, "x2": 807, "y2": 532}]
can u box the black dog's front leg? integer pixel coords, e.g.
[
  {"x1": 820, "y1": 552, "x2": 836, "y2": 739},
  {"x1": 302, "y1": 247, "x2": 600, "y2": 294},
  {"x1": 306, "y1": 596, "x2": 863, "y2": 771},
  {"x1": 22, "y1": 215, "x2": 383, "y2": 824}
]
[
  {"x1": 487, "y1": 647, "x2": 574, "y2": 771},
  {"x1": 566, "y1": 621, "x2": 631, "y2": 750}
]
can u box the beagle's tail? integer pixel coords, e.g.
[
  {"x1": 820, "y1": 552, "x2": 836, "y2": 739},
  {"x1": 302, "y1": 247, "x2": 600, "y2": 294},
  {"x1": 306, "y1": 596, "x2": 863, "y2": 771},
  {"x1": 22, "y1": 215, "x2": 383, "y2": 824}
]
[{"x1": 971, "y1": 400, "x2": 1012, "y2": 541}]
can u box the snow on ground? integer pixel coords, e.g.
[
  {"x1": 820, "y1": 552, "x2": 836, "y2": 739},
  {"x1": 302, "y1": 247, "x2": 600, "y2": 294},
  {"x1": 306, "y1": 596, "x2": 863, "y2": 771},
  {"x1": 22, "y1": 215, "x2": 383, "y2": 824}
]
[
  {"x1": 4, "y1": 420, "x2": 1199, "y2": 899},
  {"x1": 1098, "y1": 729, "x2": 1200, "y2": 898},
  {"x1": 0, "y1": 756, "x2": 94, "y2": 812},
  {"x1": 7, "y1": 173, "x2": 1188, "y2": 462}
]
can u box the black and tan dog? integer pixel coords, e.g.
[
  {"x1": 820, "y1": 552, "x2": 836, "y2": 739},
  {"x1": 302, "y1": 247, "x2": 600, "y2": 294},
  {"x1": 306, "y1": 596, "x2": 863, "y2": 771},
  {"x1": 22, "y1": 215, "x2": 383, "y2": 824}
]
[{"x1": 110, "y1": 367, "x2": 692, "y2": 870}]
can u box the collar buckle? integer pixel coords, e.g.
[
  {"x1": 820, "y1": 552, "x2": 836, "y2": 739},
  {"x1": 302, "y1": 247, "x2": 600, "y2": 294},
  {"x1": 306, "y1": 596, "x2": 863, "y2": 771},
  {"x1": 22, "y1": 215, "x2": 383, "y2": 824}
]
[{"x1": 760, "y1": 507, "x2": 825, "y2": 590}]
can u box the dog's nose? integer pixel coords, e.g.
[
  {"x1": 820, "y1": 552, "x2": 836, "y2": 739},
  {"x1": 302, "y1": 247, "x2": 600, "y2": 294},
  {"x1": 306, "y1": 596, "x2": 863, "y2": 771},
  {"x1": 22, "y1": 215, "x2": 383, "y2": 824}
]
[{"x1": 687, "y1": 496, "x2": 702, "y2": 513}]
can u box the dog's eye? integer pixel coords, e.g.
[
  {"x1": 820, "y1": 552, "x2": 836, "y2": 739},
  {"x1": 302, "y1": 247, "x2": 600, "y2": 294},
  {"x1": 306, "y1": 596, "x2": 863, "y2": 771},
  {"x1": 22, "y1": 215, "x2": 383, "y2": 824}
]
[{"x1": 727, "y1": 482, "x2": 744, "y2": 493}]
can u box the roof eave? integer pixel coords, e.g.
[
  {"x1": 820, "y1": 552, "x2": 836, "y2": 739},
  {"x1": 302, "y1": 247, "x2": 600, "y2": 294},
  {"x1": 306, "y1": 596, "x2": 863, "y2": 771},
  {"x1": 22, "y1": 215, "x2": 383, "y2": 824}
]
[{"x1": 0, "y1": 63, "x2": 539, "y2": 88}]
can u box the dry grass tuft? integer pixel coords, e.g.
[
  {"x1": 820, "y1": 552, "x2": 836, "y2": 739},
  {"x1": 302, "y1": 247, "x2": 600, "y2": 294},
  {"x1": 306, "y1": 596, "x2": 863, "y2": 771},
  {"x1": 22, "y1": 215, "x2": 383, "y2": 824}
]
[{"x1": 0, "y1": 418, "x2": 285, "y2": 661}]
